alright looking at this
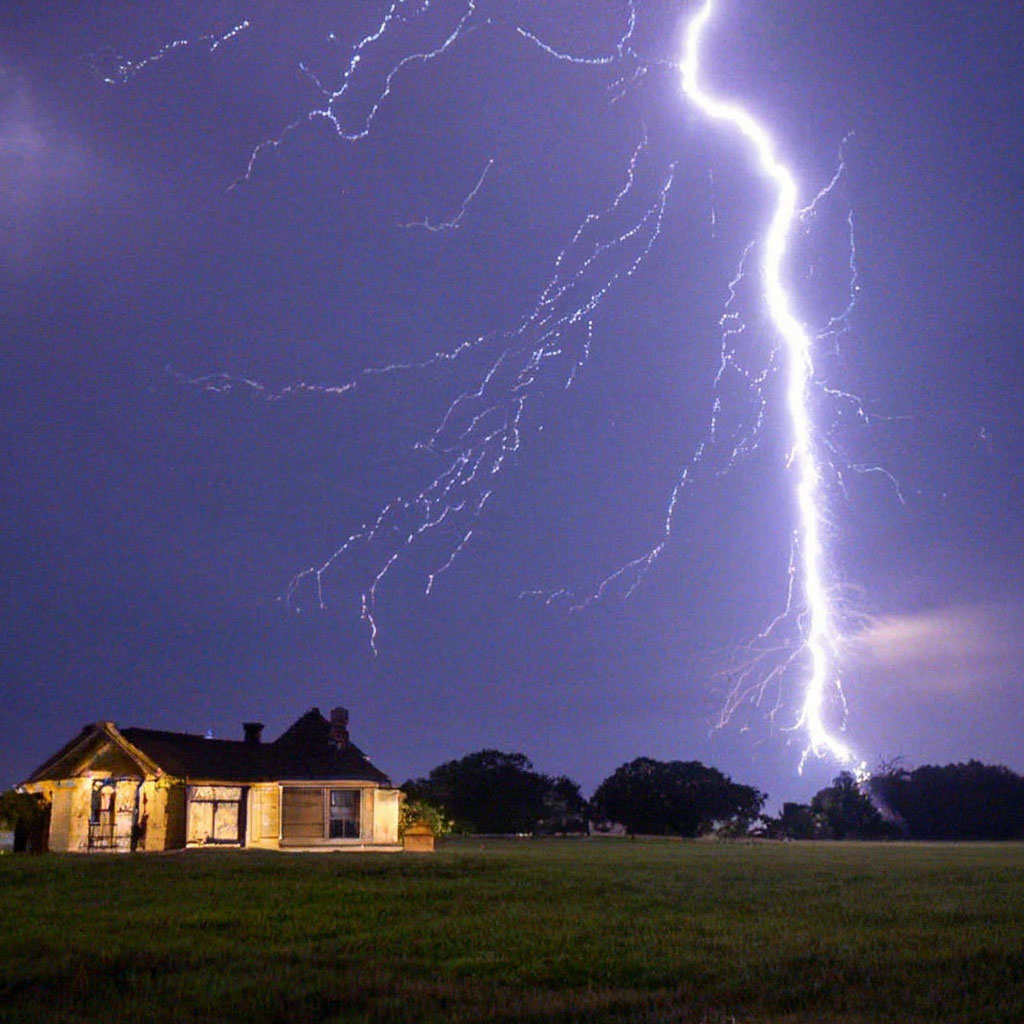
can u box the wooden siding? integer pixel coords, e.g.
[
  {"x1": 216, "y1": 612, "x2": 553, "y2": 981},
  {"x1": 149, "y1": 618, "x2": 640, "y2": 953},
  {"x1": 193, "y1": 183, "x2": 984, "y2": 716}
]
[
  {"x1": 373, "y1": 788, "x2": 400, "y2": 845},
  {"x1": 281, "y1": 787, "x2": 324, "y2": 840},
  {"x1": 247, "y1": 784, "x2": 280, "y2": 847}
]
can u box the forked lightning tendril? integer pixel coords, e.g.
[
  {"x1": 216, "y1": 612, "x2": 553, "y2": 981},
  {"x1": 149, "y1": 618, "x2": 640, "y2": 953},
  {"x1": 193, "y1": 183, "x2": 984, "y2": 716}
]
[{"x1": 86, "y1": 21, "x2": 249, "y2": 84}]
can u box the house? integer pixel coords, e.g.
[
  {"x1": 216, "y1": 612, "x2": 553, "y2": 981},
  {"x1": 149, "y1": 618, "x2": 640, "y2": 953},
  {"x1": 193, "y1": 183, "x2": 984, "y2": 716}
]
[{"x1": 19, "y1": 706, "x2": 402, "y2": 853}]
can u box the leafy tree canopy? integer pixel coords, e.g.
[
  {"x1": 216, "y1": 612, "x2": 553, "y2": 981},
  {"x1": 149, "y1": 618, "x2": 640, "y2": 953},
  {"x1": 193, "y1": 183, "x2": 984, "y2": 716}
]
[
  {"x1": 868, "y1": 760, "x2": 1024, "y2": 840},
  {"x1": 0, "y1": 790, "x2": 50, "y2": 853},
  {"x1": 537, "y1": 775, "x2": 588, "y2": 835},
  {"x1": 809, "y1": 771, "x2": 897, "y2": 840},
  {"x1": 403, "y1": 750, "x2": 586, "y2": 834},
  {"x1": 759, "y1": 801, "x2": 823, "y2": 840},
  {"x1": 591, "y1": 757, "x2": 766, "y2": 837},
  {"x1": 0, "y1": 790, "x2": 48, "y2": 832}
]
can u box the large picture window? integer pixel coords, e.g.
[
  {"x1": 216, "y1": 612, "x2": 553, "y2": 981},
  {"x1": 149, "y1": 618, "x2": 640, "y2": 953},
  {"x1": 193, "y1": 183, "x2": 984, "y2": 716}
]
[{"x1": 329, "y1": 789, "x2": 361, "y2": 839}]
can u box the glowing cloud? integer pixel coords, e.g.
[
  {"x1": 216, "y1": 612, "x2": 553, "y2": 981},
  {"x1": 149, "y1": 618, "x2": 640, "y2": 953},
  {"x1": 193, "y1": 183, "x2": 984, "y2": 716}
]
[{"x1": 848, "y1": 602, "x2": 1024, "y2": 695}]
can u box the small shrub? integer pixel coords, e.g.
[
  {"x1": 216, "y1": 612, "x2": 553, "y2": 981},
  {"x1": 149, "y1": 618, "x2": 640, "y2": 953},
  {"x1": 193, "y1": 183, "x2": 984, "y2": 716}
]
[
  {"x1": 0, "y1": 790, "x2": 50, "y2": 853},
  {"x1": 399, "y1": 798, "x2": 453, "y2": 837}
]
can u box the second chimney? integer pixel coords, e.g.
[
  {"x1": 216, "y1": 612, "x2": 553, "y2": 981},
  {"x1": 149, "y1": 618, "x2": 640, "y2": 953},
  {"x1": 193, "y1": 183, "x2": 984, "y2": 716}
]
[
  {"x1": 243, "y1": 722, "x2": 264, "y2": 744},
  {"x1": 330, "y1": 706, "x2": 350, "y2": 748}
]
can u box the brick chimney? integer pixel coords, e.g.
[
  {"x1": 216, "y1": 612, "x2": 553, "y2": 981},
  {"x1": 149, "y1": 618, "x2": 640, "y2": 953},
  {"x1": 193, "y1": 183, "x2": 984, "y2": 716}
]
[
  {"x1": 243, "y1": 722, "x2": 264, "y2": 744},
  {"x1": 329, "y1": 707, "x2": 350, "y2": 748}
]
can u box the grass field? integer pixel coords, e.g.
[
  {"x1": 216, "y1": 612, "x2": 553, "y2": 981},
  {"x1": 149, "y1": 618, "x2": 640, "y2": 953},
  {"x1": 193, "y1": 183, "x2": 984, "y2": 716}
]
[{"x1": 1, "y1": 839, "x2": 1022, "y2": 1023}]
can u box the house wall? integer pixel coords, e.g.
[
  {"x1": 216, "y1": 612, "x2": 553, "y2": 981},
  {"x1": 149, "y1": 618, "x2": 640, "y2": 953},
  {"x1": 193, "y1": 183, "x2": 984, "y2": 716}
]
[
  {"x1": 247, "y1": 783, "x2": 281, "y2": 849},
  {"x1": 42, "y1": 782, "x2": 71, "y2": 852},
  {"x1": 372, "y1": 788, "x2": 400, "y2": 845},
  {"x1": 25, "y1": 776, "x2": 188, "y2": 853},
  {"x1": 25, "y1": 776, "x2": 401, "y2": 852},
  {"x1": 24, "y1": 779, "x2": 89, "y2": 853},
  {"x1": 277, "y1": 782, "x2": 401, "y2": 850},
  {"x1": 360, "y1": 787, "x2": 374, "y2": 840},
  {"x1": 142, "y1": 780, "x2": 186, "y2": 851}
]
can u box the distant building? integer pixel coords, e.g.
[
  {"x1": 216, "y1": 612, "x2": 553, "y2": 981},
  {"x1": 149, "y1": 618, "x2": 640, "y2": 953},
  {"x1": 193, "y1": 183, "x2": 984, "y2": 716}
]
[{"x1": 20, "y1": 706, "x2": 402, "y2": 853}]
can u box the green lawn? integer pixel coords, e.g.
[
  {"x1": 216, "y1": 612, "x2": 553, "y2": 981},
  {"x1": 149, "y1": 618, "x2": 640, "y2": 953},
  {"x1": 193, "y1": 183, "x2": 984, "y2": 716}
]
[{"x1": 1, "y1": 839, "x2": 1022, "y2": 1023}]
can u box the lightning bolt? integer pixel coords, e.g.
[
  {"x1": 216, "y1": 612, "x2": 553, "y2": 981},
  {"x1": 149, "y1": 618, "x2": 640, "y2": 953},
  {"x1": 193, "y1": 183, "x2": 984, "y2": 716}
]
[
  {"x1": 144, "y1": 2, "x2": 893, "y2": 771},
  {"x1": 680, "y1": 0, "x2": 859, "y2": 769}
]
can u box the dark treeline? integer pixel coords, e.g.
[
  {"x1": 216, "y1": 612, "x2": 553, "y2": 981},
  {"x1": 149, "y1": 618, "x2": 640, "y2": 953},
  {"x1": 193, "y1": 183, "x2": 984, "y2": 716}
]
[
  {"x1": 402, "y1": 752, "x2": 1024, "y2": 840},
  {"x1": 404, "y1": 751, "x2": 765, "y2": 837},
  {"x1": 591, "y1": 757, "x2": 765, "y2": 838},
  {"x1": 870, "y1": 761, "x2": 1024, "y2": 840},
  {"x1": 4, "y1": 753, "x2": 1022, "y2": 844},
  {"x1": 762, "y1": 762, "x2": 1024, "y2": 841},
  {"x1": 403, "y1": 750, "x2": 588, "y2": 835}
]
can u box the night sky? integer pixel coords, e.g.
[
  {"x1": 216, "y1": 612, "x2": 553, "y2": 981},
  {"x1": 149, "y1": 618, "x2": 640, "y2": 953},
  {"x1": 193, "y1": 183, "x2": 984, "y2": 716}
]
[{"x1": 3, "y1": 1, "x2": 1022, "y2": 808}]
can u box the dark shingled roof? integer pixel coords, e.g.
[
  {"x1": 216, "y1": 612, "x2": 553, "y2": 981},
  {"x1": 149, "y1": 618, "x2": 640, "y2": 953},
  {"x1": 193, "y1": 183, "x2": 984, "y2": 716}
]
[
  {"x1": 119, "y1": 712, "x2": 389, "y2": 782},
  {"x1": 122, "y1": 709, "x2": 390, "y2": 783},
  {"x1": 25, "y1": 709, "x2": 390, "y2": 785}
]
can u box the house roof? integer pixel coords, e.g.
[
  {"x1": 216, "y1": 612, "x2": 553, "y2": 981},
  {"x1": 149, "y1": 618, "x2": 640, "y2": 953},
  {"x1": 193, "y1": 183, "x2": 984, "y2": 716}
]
[
  {"x1": 23, "y1": 709, "x2": 391, "y2": 786},
  {"x1": 21, "y1": 721, "x2": 163, "y2": 785}
]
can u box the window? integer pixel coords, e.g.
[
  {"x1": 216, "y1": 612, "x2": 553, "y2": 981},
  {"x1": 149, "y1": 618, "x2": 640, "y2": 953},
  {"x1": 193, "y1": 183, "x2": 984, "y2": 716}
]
[
  {"x1": 186, "y1": 786, "x2": 244, "y2": 845},
  {"x1": 281, "y1": 787, "x2": 364, "y2": 843},
  {"x1": 329, "y1": 789, "x2": 361, "y2": 839}
]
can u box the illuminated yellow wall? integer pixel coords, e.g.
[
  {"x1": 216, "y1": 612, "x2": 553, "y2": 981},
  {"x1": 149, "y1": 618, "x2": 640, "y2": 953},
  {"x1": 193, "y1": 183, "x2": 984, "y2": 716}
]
[{"x1": 24, "y1": 739, "x2": 402, "y2": 852}]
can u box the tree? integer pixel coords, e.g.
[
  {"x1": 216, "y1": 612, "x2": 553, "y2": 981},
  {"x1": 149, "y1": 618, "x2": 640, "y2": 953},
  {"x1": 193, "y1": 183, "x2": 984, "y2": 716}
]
[
  {"x1": 759, "y1": 801, "x2": 823, "y2": 840},
  {"x1": 867, "y1": 760, "x2": 1024, "y2": 840},
  {"x1": 591, "y1": 757, "x2": 766, "y2": 837},
  {"x1": 537, "y1": 775, "x2": 588, "y2": 834},
  {"x1": 810, "y1": 772, "x2": 897, "y2": 840},
  {"x1": 403, "y1": 750, "x2": 582, "y2": 834}
]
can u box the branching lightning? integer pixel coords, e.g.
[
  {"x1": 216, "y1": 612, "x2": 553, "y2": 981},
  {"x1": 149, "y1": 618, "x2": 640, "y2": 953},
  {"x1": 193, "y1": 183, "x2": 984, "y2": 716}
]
[
  {"x1": 398, "y1": 157, "x2": 494, "y2": 233},
  {"x1": 235, "y1": 2, "x2": 487, "y2": 188},
  {"x1": 132, "y1": 1, "x2": 908, "y2": 771},
  {"x1": 279, "y1": 136, "x2": 677, "y2": 652},
  {"x1": 86, "y1": 21, "x2": 250, "y2": 85}
]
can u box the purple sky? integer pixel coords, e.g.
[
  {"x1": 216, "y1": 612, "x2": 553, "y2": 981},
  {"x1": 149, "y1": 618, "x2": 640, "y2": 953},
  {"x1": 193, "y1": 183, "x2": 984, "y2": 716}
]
[{"x1": 2, "y1": 1, "x2": 1022, "y2": 808}]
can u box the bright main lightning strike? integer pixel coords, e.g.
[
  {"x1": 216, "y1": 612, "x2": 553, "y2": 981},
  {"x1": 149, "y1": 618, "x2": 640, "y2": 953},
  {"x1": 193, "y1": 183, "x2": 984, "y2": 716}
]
[
  {"x1": 680, "y1": 0, "x2": 858, "y2": 769},
  {"x1": 146, "y1": 1, "x2": 892, "y2": 771}
]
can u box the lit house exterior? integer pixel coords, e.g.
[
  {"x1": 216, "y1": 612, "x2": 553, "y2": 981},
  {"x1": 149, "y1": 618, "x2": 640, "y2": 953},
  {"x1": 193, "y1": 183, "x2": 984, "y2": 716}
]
[{"x1": 20, "y1": 707, "x2": 401, "y2": 853}]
